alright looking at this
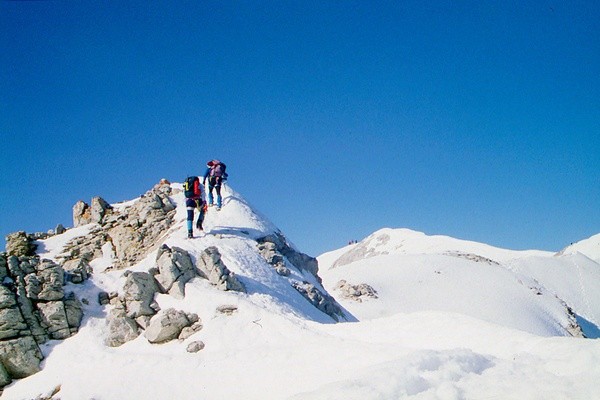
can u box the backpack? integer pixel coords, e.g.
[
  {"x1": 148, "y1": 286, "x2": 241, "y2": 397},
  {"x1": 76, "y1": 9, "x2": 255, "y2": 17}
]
[
  {"x1": 184, "y1": 176, "x2": 200, "y2": 198},
  {"x1": 209, "y1": 160, "x2": 227, "y2": 178}
]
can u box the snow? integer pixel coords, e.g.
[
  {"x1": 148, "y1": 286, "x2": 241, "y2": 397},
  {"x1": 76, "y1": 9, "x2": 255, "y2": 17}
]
[
  {"x1": 3, "y1": 183, "x2": 600, "y2": 400},
  {"x1": 558, "y1": 233, "x2": 600, "y2": 263}
]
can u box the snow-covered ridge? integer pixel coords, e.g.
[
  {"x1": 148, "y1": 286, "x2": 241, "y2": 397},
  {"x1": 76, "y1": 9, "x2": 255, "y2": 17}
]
[
  {"x1": 320, "y1": 227, "x2": 600, "y2": 339},
  {"x1": 3, "y1": 182, "x2": 600, "y2": 400},
  {"x1": 328, "y1": 227, "x2": 552, "y2": 269},
  {"x1": 557, "y1": 232, "x2": 600, "y2": 263}
]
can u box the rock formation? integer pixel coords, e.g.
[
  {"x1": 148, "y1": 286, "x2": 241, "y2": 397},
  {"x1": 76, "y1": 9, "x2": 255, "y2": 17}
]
[{"x1": 0, "y1": 254, "x2": 83, "y2": 388}]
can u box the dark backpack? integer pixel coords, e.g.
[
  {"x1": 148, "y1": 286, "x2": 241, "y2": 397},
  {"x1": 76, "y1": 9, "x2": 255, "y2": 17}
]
[{"x1": 184, "y1": 176, "x2": 200, "y2": 198}]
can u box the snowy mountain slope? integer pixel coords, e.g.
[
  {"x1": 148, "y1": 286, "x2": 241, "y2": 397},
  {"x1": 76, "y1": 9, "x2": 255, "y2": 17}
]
[
  {"x1": 3, "y1": 183, "x2": 600, "y2": 399},
  {"x1": 558, "y1": 232, "x2": 600, "y2": 263},
  {"x1": 319, "y1": 228, "x2": 600, "y2": 338}
]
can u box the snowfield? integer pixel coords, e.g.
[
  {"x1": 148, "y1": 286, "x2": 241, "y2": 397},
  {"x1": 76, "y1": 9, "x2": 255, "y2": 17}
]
[{"x1": 3, "y1": 183, "x2": 600, "y2": 400}]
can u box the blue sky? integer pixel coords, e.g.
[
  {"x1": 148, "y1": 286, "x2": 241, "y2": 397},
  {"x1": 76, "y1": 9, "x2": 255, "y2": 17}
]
[{"x1": 1, "y1": 1, "x2": 598, "y2": 256}]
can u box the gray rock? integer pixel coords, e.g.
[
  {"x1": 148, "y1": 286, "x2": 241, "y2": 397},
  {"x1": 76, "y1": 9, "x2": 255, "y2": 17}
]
[
  {"x1": 98, "y1": 291, "x2": 110, "y2": 305},
  {"x1": 0, "y1": 307, "x2": 28, "y2": 340},
  {"x1": 91, "y1": 196, "x2": 113, "y2": 224},
  {"x1": 335, "y1": 280, "x2": 378, "y2": 302},
  {"x1": 0, "y1": 336, "x2": 43, "y2": 378},
  {"x1": 0, "y1": 255, "x2": 7, "y2": 280},
  {"x1": 105, "y1": 308, "x2": 140, "y2": 347},
  {"x1": 216, "y1": 305, "x2": 238, "y2": 316},
  {"x1": 73, "y1": 200, "x2": 91, "y2": 227},
  {"x1": 64, "y1": 292, "x2": 84, "y2": 332},
  {"x1": 178, "y1": 321, "x2": 203, "y2": 341},
  {"x1": 153, "y1": 245, "x2": 197, "y2": 299},
  {"x1": 0, "y1": 286, "x2": 16, "y2": 309},
  {"x1": 196, "y1": 247, "x2": 245, "y2": 292},
  {"x1": 122, "y1": 272, "x2": 160, "y2": 318},
  {"x1": 36, "y1": 301, "x2": 71, "y2": 340},
  {"x1": 144, "y1": 308, "x2": 192, "y2": 344},
  {"x1": 24, "y1": 260, "x2": 64, "y2": 301},
  {"x1": 55, "y1": 224, "x2": 66, "y2": 235},
  {"x1": 292, "y1": 281, "x2": 345, "y2": 322},
  {"x1": 5, "y1": 231, "x2": 37, "y2": 257},
  {"x1": 257, "y1": 233, "x2": 319, "y2": 282},
  {"x1": 14, "y1": 285, "x2": 48, "y2": 344},
  {"x1": 186, "y1": 340, "x2": 205, "y2": 353},
  {"x1": 0, "y1": 361, "x2": 11, "y2": 387},
  {"x1": 62, "y1": 258, "x2": 91, "y2": 284}
]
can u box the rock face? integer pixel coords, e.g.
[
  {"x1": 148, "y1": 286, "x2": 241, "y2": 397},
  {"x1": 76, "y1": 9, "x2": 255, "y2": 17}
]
[
  {"x1": 153, "y1": 245, "x2": 197, "y2": 299},
  {"x1": 335, "y1": 280, "x2": 378, "y2": 302},
  {"x1": 196, "y1": 247, "x2": 245, "y2": 292},
  {"x1": 291, "y1": 281, "x2": 345, "y2": 322},
  {"x1": 68, "y1": 182, "x2": 177, "y2": 270},
  {"x1": 257, "y1": 233, "x2": 319, "y2": 282},
  {"x1": 5, "y1": 232, "x2": 37, "y2": 257},
  {"x1": 0, "y1": 254, "x2": 83, "y2": 387}
]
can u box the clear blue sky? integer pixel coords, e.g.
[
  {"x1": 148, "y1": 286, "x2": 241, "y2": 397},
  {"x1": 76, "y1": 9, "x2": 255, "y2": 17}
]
[{"x1": 1, "y1": 1, "x2": 599, "y2": 256}]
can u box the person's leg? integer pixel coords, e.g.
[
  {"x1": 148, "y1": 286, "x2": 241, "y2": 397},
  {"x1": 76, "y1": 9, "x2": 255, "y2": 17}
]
[
  {"x1": 215, "y1": 183, "x2": 222, "y2": 208},
  {"x1": 186, "y1": 198, "x2": 195, "y2": 238},
  {"x1": 196, "y1": 203, "x2": 205, "y2": 230},
  {"x1": 207, "y1": 180, "x2": 215, "y2": 206}
]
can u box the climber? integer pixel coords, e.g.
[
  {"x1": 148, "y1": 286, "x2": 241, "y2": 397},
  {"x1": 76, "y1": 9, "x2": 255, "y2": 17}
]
[
  {"x1": 203, "y1": 159, "x2": 227, "y2": 210},
  {"x1": 183, "y1": 175, "x2": 207, "y2": 238}
]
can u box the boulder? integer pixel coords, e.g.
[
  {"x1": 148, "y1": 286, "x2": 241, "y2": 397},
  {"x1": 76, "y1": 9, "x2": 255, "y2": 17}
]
[
  {"x1": 144, "y1": 308, "x2": 194, "y2": 344},
  {"x1": 55, "y1": 224, "x2": 66, "y2": 235},
  {"x1": 186, "y1": 341, "x2": 205, "y2": 353},
  {"x1": 0, "y1": 361, "x2": 10, "y2": 387},
  {"x1": 73, "y1": 200, "x2": 91, "y2": 227},
  {"x1": 122, "y1": 272, "x2": 160, "y2": 318},
  {"x1": 153, "y1": 245, "x2": 197, "y2": 299},
  {"x1": 62, "y1": 258, "x2": 91, "y2": 284},
  {"x1": 90, "y1": 196, "x2": 113, "y2": 224},
  {"x1": 196, "y1": 247, "x2": 245, "y2": 292},
  {"x1": 5, "y1": 231, "x2": 37, "y2": 257},
  {"x1": 0, "y1": 336, "x2": 43, "y2": 378},
  {"x1": 335, "y1": 280, "x2": 378, "y2": 302},
  {"x1": 36, "y1": 301, "x2": 71, "y2": 340},
  {"x1": 105, "y1": 308, "x2": 140, "y2": 347},
  {"x1": 63, "y1": 292, "x2": 84, "y2": 332},
  {"x1": 0, "y1": 304, "x2": 29, "y2": 340},
  {"x1": 24, "y1": 260, "x2": 64, "y2": 301}
]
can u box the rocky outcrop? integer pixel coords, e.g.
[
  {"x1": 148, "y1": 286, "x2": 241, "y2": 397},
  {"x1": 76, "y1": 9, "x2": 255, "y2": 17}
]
[
  {"x1": 104, "y1": 270, "x2": 162, "y2": 347},
  {"x1": 152, "y1": 245, "x2": 196, "y2": 299},
  {"x1": 257, "y1": 233, "x2": 319, "y2": 282},
  {"x1": 257, "y1": 241, "x2": 290, "y2": 276},
  {"x1": 0, "y1": 254, "x2": 83, "y2": 387},
  {"x1": 291, "y1": 281, "x2": 345, "y2": 322},
  {"x1": 68, "y1": 182, "x2": 177, "y2": 270},
  {"x1": 5, "y1": 232, "x2": 37, "y2": 257},
  {"x1": 196, "y1": 247, "x2": 245, "y2": 292},
  {"x1": 105, "y1": 307, "x2": 140, "y2": 348},
  {"x1": 121, "y1": 271, "x2": 160, "y2": 319},
  {"x1": 144, "y1": 308, "x2": 200, "y2": 344},
  {"x1": 335, "y1": 280, "x2": 378, "y2": 302}
]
